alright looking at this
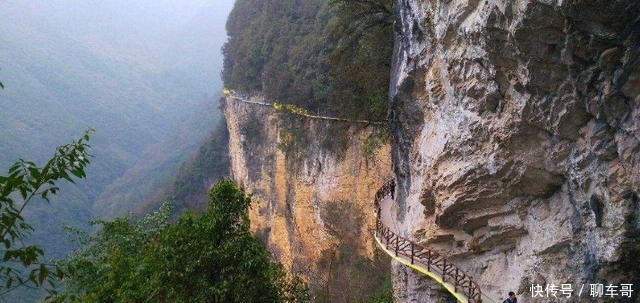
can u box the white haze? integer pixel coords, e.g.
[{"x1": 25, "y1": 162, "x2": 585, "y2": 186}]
[{"x1": 0, "y1": 1, "x2": 235, "y2": 300}]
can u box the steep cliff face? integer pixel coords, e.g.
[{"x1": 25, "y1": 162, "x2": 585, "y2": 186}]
[
  {"x1": 223, "y1": 96, "x2": 392, "y2": 289},
  {"x1": 390, "y1": 0, "x2": 640, "y2": 302}
]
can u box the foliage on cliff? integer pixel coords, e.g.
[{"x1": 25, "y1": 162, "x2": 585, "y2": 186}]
[
  {"x1": 222, "y1": 0, "x2": 393, "y2": 122},
  {"x1": 54, "y1": 179, "x2": 308, "y2": 303}
]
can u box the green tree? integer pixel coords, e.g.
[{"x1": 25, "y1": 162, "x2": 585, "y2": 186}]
[
  {"x1": 222, "y1": 0, "x2": 392, "y2": 159},
  {"x1": 52, "y1": 198, "x2": 173, "y2": 302},
  {"x1": 326, "y1": 0, "x2": 393, "y2": 53},
  {"x1": 222, "y1": 0, "x2": 393, "y2": 121},
  {"x1": 326, "y1": 0, "x2": 393, "y2": 121},
  {"x1": 54, "y1": 179, "x2": 309, "y2": 303},
  {"x1": 0, "y1": 129, "x2": 92, "y2": 298}
]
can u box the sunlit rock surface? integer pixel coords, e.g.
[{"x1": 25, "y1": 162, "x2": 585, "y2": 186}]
[
  {"x1": 389, "y1": 0, "x2": 640, "y2": 301},
  {"x1": 223, "y1": 96, "x2": 392, "y2": 285}
]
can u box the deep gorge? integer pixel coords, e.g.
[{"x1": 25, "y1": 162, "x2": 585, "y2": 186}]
[{"x1": 221, "y1": 0, "x2": 640, "y2": 302}]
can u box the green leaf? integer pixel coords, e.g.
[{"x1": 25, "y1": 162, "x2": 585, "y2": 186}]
[
  {"x1": 28, "y1": 165, "x2": 41, "y2": 180},
  {"x1": 39, "y1": 264, "x2": 48, "y2": 285},
  {"x1": 28, "y1": 269, "x2": 37, "y2": 284},
  {"x1": 56, "y1": 266, "x2": 65, "y2": 279},
  {"x1": 41, "y1": 189, "x2": 49, "y2": 201},
  {"x1": 19, "y1": 186, "x2": 28, "y2": 200},
  {"x1": 8, "y1": 163, "x2": 21, "y2": 174}
]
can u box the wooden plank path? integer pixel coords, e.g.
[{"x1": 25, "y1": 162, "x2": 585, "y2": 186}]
[{"x1": 374, "y1": 180, "x2": 486, "y2": 303}]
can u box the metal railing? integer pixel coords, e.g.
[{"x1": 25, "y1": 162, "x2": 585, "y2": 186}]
[
  {"x1": 225, "y1": 90, "x2": 387, "y2": 125},
  {"x1": 224, "y1": 87, "x2": 485, "y2": 303},
  {"x1": 374, "y1": 180, "x2": 483, "y2": 303}
]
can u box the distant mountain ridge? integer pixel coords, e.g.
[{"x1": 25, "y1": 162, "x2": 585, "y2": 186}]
[
  {"x1": 0, "y1": 0, "x2": 233, "y2": 214},
  {"x1": 0, "y1": 1, "x2": 234, "y2": 300}
]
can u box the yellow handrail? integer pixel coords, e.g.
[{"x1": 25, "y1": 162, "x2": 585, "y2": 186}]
[
  {"x1": 374, "y1": 180, "x2": 483, "y2": 303},
  {"x1": 225, "y1": 90, "x2": 386, "y2": 125}
]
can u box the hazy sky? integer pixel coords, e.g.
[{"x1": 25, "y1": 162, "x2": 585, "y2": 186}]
[
  {"x1": 0, "y1": 0, "x2": 237, "y2": 185},
  {"x1": 1, "y1": 0, "x2": 236, "y2": 95},
  {"x1": 0, "y1": 3, "x2": 239, "y2": 300}
]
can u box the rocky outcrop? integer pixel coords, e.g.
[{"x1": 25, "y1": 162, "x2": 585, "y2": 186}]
[
  {"x1": 389, "y1": 0, "x2": 640, "y2": 302},
  {"x1": 222, "y1": 96, "x2": 392, "y2": 287}
]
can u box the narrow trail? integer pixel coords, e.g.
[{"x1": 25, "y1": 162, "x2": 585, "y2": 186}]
[
  {"x1": 225, "y1": 88, "x2": 492, "y2": 303},
  {"x1": 374, "y1": 180, "x2": 493, "y2": 303},
  {"x1": 224, "y1": 90, "x2": 387, "y2": 125}
]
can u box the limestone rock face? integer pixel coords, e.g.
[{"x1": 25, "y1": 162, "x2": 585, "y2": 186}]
[
  {"x1": 223, "y1": 97, "x2": 392, "y2": 285},
  {"x1": 389, "y1": 0, "x2": 640, "y2": 302}
]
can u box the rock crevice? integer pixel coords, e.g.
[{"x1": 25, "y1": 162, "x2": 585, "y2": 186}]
[{"x1": 390, "y1": 0, "x2": 640, "y2": 301}]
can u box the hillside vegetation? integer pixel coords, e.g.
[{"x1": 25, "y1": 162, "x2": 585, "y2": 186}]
[
  {"x1": 222, "y1": 0, "x2": 393, "y2": 122},
  {"x1": 220, "y1": 1, "x2": 395, "y2": 302},
  {"x1": 0, "y1": 1, "x2": 234, "y2": 300},
  {"x1": 0, "y1": 1, "x2": 233, "y2": 218},
  {"x1": 55, "y1": 180, "x2": 308, "y2": 303}
]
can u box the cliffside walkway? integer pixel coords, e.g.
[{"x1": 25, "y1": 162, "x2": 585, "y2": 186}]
[
  {"x1": 374, "y1": 180, "x2": 484, "y2": 303},
  {"x1": 224, "y1": 89, "x2": 386, "y2": 125},
  {"x1": 225, "y1": 88, "x2": 486, "y2": 302}
]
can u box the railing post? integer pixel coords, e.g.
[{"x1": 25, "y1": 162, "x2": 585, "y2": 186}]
[
  {"x1": 385, "y1": 229, "x2": 390, "y2": 250},
  {"x1": 395, "y1": 236, "x2": 399, "y2": 256},
  {"x1": 454, "y1": 268, "x2": 459, "y2": 293},
  {"x1": 374, "y1": 180, "x2": 483, "y2": 303},
  {"x1": 442, "y1": 259, "x2": 447, "y2": 282},
  {"x1": 410, "y1": 243, "x2": 414, "y2": 264}
]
